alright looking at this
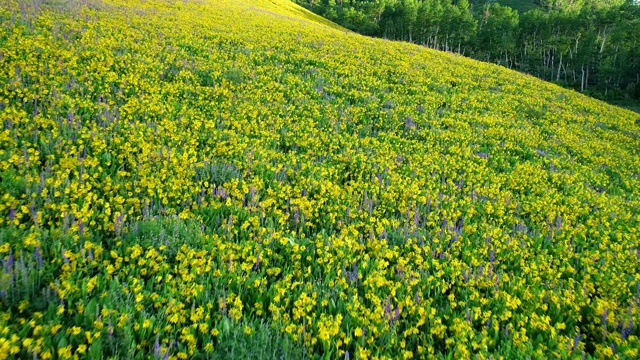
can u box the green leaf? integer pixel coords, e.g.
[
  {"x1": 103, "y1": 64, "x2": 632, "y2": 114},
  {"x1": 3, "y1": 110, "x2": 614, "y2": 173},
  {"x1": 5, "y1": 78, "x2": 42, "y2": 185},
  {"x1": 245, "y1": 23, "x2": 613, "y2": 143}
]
[{"x1": 89, "y1": 339, "x2": 103, "y2": 360}]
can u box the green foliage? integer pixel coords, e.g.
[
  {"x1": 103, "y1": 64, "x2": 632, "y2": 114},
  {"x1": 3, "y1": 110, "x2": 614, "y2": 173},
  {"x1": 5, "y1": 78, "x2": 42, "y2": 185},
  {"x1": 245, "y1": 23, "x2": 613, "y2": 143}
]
[{"x1": 213, "y1": 319, "x2": 308, "y2": 359}]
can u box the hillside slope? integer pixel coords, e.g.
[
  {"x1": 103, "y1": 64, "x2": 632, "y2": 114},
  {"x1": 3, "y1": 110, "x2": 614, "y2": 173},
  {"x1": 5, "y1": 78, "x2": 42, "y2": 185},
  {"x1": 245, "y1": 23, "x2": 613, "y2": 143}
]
[{"x1": 1, "y1": 0, "x2": 639, "y2": 359}]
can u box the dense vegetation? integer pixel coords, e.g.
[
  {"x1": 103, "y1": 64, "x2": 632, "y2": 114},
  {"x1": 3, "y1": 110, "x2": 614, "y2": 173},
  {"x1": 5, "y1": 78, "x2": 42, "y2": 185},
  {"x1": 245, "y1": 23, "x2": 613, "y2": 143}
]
[
  {"x1": 295, "y1": 0, "x2": 640, "y2": 104},
  {"x1": 1, "y1": 0, "x2": 639, "y2": 359}
]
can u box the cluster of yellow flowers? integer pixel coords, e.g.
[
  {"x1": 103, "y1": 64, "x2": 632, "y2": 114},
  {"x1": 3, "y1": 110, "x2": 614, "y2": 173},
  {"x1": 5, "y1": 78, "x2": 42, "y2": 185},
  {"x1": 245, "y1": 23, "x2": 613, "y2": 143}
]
[{"x1": 0, "y1": 0, "x2": 639, "y2": 359}]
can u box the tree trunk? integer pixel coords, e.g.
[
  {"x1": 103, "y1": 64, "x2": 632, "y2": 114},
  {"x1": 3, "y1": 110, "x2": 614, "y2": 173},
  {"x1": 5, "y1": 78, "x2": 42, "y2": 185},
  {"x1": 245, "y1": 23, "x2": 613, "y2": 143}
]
[{"x1": 557, "y1": 53, "x2": 563, "y2": 81}]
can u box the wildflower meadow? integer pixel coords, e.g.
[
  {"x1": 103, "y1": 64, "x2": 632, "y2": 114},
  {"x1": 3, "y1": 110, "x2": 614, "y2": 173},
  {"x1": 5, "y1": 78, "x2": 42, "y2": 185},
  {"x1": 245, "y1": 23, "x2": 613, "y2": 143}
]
[{"x1": 0, "y1": 0, "x2": 639, "y2": 359}]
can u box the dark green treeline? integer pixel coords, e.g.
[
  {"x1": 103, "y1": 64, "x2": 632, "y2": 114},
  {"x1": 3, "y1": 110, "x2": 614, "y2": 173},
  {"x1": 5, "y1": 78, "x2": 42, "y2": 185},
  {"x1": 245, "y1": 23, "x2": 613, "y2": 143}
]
[{"x1": 295, "y1": 0, "x2": 640, "y2": 103}]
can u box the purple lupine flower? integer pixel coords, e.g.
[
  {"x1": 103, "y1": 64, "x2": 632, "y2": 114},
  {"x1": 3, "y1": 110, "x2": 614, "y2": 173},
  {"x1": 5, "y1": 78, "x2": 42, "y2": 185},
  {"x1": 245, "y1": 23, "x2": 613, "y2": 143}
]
[
  {"x1": 611, "y1": 343, "x2": 616, "y2": 354},
  {"x1": 345, "y1": 350, "x2": 350, "y2": 360},
  {"x1": 35, "y1": 246, "x2": 43, "y2": 268},
  {"x1": 29, "y1": 204, "x2": 38, "y2": 225},
  {"x1": 362, "y1": 327, "x2": 366, "y2": 339},
  {"x1": 8, "y1": 208, "x2": 16, "y2": 221},
  {"x1": 622, "y1": 327, "x2": 629, "y2": 340},
  {"x1": 154, "y1": 334, "x2": 161, "y2": 357},
  {"x1": 505, "y1": 325, "x2": 509, "y2": 337},
  {"x1": 115, "y1": 213, "x2": 124, "y2": 235},
  {"x1": 573, "y1": 333, "x2": 581, "y2": 349},
  {"x1": 475, "y1": 152, "x2": 489, "y2": 159},
  {"x1": 485, "y1": 318, "x2": 491, "y2": 329},
  {"x1": 489, "y1": 250, "x2": 495, "y2": 263},
  {"x1": 293, "y1": 208, "x2": 299, "y2": 226},
  {"x1": 415, "y1": 292, "x2": 420, "y2": 304},
  {"x1": 405, "y1": 116, "x2": 416, "y2": 130},
  {"x1": 108, "y1": 318, "x2": 114, "y2": 338},
  {"x1": 353, "y1": 262, "x2": 358, "y2": 282},
  {"x1": 384, "y1": 298, "x2": 392, "y2": 319}
]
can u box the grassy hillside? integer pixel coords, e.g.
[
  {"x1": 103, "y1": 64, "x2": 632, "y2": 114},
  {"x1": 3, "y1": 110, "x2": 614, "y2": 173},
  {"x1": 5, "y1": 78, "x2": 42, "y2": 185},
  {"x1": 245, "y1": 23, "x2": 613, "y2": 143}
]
[{"x1": 1, "y1": 0, "x2": 639, "y2": 359}]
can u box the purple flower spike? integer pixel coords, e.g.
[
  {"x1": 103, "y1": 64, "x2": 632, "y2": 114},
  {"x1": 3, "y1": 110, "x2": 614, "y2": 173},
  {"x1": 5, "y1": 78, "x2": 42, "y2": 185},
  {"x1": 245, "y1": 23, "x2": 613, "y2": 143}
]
[
  {"x1": 154, "y1": 334, "x2": 161, "y2": 357},
  {"x1": 7, "y1": 253, "x2": 14, "y2": 268},
  {"x1": 345, "y1": 350, "x2": 350, "y2": 360},
  {"x1": 35, "y1": 246, "x2": 43, "y2": 268},
  {"x1": 8, "y1": 208, "x2": 16, "y2": 221},
  {"x1": 108, "y1": 318, "x2": 114, "y2": 338},
  {"x1": 573, "y1": 333, "x2": 581, "y2": 349}
]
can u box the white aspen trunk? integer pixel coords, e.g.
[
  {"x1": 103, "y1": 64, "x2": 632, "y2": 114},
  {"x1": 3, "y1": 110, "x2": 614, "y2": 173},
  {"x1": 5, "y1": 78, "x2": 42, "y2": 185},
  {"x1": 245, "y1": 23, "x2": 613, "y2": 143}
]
[{"x1": 557, "y1": 53, "x2": 562, "y2": 81}]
